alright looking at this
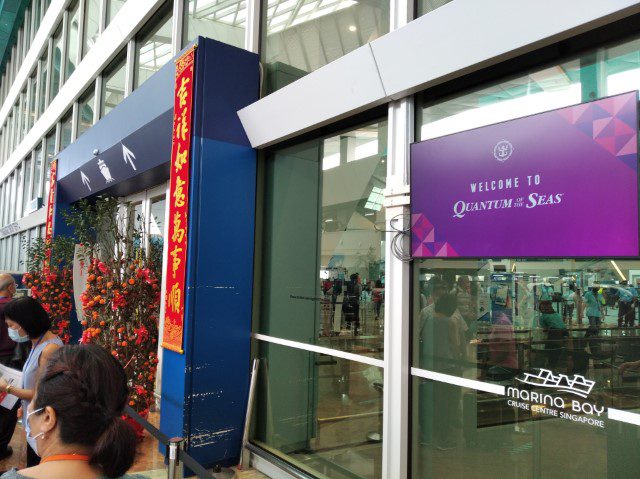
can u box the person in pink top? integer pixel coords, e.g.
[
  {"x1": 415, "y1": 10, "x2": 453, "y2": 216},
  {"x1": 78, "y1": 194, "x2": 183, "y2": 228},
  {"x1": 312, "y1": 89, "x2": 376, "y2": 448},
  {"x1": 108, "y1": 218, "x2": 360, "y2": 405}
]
[{"x1": 487, "y1": 313, "x2": 518, "y2": 379}]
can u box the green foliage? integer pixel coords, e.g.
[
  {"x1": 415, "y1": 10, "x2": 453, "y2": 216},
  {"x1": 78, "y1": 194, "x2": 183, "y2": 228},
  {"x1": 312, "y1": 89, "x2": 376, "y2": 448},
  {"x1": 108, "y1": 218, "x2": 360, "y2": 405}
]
[{"x1": 23, "y1": 235, "x2": 75, "y2": 272}]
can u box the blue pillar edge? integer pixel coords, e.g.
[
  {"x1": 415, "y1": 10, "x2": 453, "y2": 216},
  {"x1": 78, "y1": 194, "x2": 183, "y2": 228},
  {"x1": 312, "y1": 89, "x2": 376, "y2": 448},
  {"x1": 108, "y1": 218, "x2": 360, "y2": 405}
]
[{"x1": 159, "y1": 37, "x2": 259, "y2": 468}]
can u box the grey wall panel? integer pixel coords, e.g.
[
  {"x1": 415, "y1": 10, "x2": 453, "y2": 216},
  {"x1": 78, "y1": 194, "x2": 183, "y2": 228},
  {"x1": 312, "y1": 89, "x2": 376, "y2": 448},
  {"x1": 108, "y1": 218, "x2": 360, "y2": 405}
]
[{"x1": 239, "y1": 0, "x2": 640, "y2": 148}]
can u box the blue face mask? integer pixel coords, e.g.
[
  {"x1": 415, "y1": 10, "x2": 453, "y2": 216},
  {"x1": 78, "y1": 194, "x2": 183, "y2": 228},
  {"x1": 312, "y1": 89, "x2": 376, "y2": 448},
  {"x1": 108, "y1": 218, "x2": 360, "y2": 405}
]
[
  {"x1": 26, "y1": 407, "x2": 44, "y2": 457},
  {"x1": 8, "y1": 328, "x2": 29, "y2": 343}
]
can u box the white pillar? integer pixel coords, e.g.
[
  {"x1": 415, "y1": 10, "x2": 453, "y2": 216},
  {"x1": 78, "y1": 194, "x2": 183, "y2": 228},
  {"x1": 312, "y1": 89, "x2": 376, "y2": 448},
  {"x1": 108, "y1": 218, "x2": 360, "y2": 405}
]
[{"x1": 381, "y1": 0, "x2": 414, "y2": 472}]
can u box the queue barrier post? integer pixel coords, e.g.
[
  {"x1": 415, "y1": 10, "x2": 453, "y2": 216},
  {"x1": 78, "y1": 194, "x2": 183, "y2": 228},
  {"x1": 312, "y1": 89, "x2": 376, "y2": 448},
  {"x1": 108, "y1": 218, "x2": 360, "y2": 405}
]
[{"x1": 168, "y1": 437, "x2": 185, "y2": 479}]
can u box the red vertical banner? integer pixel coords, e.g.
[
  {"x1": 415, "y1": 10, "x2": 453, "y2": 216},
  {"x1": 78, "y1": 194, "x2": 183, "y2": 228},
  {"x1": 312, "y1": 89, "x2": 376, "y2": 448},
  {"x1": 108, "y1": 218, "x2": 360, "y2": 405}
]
[
  {"x1": 162, "y1": 46, "x2": 196, "y2": 354},
  {"x1": 44, "y1": 159, "x2": 58, "y2": 242},
  {"x1": 43, "y1": 159, "x2": 58, "y2": 270}
]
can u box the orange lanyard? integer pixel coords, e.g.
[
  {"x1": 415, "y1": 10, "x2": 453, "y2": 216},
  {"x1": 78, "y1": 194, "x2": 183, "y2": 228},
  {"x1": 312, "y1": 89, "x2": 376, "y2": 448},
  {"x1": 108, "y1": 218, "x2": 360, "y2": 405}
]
[{"x1": 41, "y1": 454, "x2": 90, "y2": 464}]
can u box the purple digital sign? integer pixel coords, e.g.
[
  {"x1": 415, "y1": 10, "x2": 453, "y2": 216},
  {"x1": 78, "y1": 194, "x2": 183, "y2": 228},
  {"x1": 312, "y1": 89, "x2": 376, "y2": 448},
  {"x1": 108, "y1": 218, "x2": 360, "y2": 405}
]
[{"x1": 411, "y1": 91, "x2": 639, "y2": 258}]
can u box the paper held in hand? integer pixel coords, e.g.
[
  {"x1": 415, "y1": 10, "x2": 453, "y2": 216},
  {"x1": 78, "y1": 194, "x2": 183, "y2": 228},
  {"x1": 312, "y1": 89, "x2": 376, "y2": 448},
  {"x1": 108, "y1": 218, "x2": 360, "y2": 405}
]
[{"x1": 0, "y1": 364, "x2": 21, "y2": 410}]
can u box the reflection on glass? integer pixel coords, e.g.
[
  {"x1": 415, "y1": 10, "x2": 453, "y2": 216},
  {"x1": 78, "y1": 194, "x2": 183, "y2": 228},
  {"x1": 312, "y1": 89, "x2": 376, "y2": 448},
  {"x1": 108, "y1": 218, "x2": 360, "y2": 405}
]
[
  {"x1": 22, "y1": 158, "x2": 31, "y2": 214},
  {"x1": 50, "y1": 25, "x2": 63, "y2": 99},
  {"x1": 33, "y1": 145, "x2": 42, "y2": 200},
  {"x1": 183, "y1": 0, "x2": 246, "y2": 49},
  {"x1": 39, "y1": 48, "x2": 48, "y2": 115},
  {"x1": 19, "y1": 90, "x2": 26, "y2": 144},
  {"x1": 32, "y1": 0, "x2": 42, "y2": 33},
  {"x1": 106, "y1": 0, "x2": 126, "y2": 26},
  {"x1": 260, "y1": 120, "x2": 387, "y2": 358},
  {"x1": 417, "y1": 0, "x2": 452, "y2": 17},
  {"x1": 412, "y1": 259, "x2": 640, "y2": 478},
  {"x1": 11, "y1": 233, "x2": 19, "y2": 270},
  {"x1": 77, "y1": 83, "x2": 95, "y2": 137},
  {"x1": 253, "y1": 341, "x2": 382, "y2": 479},
  {"x1": 18, "y1": 232, "x2": 26, "y2": 271},
  {"x1": 15, "y1": 166, "x2": 22, "y2": 220},
  {"x1": 28, "y1": 77, "x2": 37, "y2": 132},
  {"x1": 2, "y1": 181, "x2": 8, "y2": 226},
  {"x1": 23, "y1": 9, "x2": 31, "y2": 53},
  {"x1": 8, "y1": 173, "x2": 15, "y2": 223},
  {"x1": 44, "y1": 131, "x2": 55, "y2": 200},
  {"x1": 66, "y1": 2, "x2": 80, "y2": 79},
  {"x1": 60, "y1": 112, "x2": 72, "y2": 150},
  {"x1": 101, "y1": 55, "x2": 126, "y2": 117},
  {"x1": 149, "y1": 197, "x2": 166, "y2": 279},
  {"x1": 83, "y1": 0, "x2": 100, "y2": 58},
  {"x1": 262, "y1": 0, "x2": 389, "y2": 93},
  {"x1": 135, "y1": 13, "x2": 173, "y2": 89},
  {"x1": 418, "y1": 36, "x2": 640, "y2": 143}
]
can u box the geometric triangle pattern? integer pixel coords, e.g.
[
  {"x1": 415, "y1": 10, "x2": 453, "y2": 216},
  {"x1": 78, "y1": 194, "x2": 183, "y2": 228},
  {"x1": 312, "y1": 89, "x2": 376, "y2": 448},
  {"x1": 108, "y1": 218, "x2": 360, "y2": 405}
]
[
  {"x1": 412, "y1": 213, "x2": 459, "y2": 257},
  {"x1": 556, "y1": 92, "x2": 638, "y2": 171}
]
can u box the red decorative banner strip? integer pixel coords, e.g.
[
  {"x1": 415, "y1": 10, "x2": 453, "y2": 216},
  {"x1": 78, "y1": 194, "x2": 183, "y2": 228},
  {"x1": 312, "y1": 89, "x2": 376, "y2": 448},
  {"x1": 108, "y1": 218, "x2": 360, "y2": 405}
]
[
  {"x1": 45, "y1": 159, "x2": 58, "y2": 242},
  {"x1": 43, "y1": 159, "x2": 58, "y2": 270},
  {"x1": 162, "y1": 45, "x2": 196, "y2": 354}
]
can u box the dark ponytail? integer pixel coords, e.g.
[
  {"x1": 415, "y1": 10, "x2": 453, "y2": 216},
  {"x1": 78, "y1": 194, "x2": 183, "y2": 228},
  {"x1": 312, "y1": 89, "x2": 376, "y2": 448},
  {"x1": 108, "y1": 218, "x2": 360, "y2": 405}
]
[
  {"x1": 34, "y1": 345, "x2": 137, "y2": 478},
  {"x1": 91, "y1": 416, "x2": 138, "y2": 478}
]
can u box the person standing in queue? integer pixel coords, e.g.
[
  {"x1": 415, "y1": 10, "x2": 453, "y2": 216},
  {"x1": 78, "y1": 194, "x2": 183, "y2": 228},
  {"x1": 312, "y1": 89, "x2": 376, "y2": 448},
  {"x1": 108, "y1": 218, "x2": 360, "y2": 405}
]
[
  {"x1": 0, "y1": 344, "x2": 142, "y2": 479},
  {"x1": 584, "y1": 287, "x2": 604, "y2": 328},
  {"x1": 0, "y1": 297, "x2": 63, "y2": 467},
  {"x1": 0, "y1": 275, "x2": 17, "y2": 461}
]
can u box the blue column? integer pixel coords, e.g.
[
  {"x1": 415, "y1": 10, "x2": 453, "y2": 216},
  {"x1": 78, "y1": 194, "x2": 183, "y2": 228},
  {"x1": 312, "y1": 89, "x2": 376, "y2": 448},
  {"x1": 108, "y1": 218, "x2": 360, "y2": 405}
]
[{"x1": 159, "y1": 38, "x2": 259, "y2": 468}]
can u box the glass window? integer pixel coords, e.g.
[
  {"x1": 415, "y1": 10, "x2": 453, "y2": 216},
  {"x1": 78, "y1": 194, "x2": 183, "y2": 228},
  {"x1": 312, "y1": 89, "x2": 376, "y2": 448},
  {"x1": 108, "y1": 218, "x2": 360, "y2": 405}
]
[
  {"x1": 183, "y1": 0, "x2": 246, "y2": 49},
  {"x1": 417, "y1": 0, "x2": 452, "y2": 16},
  {"x1": 7, "y1": 113, "x2": 14, "y2": 154},
  {"x1": 262, "y1": 0, "x2": 389, "y2": 93},
  {"x1": 253, "y1": 341, "x2": 383, "y2": 479},
  {"x1": 50, "y1": 24, "x2": 63, "y2": 100},
  {"x1": 77, "y1": 83, "x2": 95, "y2": 137},
  {"x1": 15, "y1": 165, "x2": 23, "y2": 220},
  {"x1": 2, "y1": 181, "x2": 8, "y2": 226},
  {"x1": 23, "y1": 9, "x2": 31, "y2": 54},
  {"x1": 15, "y1": 28, "x2": 24, "y2": 62},
  {"x1": 32, "y1": 144, "x2": 43, "y2": 200},
  {"x1": 11, "y1": 233, "x2": 19, "y2": 270},
  {"x1": 106, "y1": 0, "x2": 126, "y2": 26},
  {"x1": 260, "y1": 119, "x2": 387, "y2": 356},
  {"x1": 0, "y1": 185, "x2": 4, "y2": 227},
  {"x1": 18, "y1": 231, "x2": 27, "y2": 271},
  {"x1": 66, "y1": 1, "x2": 80, "y2": 79},
  {"x1": 32, "y1": 0, "x2": 42, "y2": 34},
  {"x1": 8, "y1": 173, "x2": 16, "y2": 223},
  {"x1": 44, "y1": 130, "x2": 55, "y2": 200},
  {"x1": 149, "y1": 195, "x2": 166, "y2": 277},
  {"x1": 60, "y1": 111, "x2": 73, "y2": 149},
  {"x1": 411, "y1": 259, "x2": 640, "y2": 478},
  {"x1": 18, "y1": 93, "x2": 25, "y2": 144},
  {"x1": 100, "y1": 53, "x2": 126, "y2": 117},
  {"x1": 23, "y1": 157, "x2": 32, "y2": 214},
  {"x1": 411, "y1": 33, "x2": 640, "y2": 479},
  {"x1": 11, "y1": 46, "x2": 16, "y2": 79},
  {"x1": 135, "y1": 12, "x2": 173, "y2": 89},
  {"x1": 4, "y1": 236, "x2": 11, "y2": 270},
  {"x1": 39, "y1": 47, "x2": 48, "y2": 115},
  {"x1": 82, "y1": 0, "x2": 101, "y2": 58},
  {"x1": 29, "y1": 73, "x2": 38, "y2": 130}
]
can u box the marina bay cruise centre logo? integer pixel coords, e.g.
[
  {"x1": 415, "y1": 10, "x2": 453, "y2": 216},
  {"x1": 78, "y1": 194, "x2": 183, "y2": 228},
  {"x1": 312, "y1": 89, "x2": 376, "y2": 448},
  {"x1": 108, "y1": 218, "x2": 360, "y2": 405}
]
[
  {"x1": 493, "y1": 139, "x2": 513, "y2": 162},
  {"x1": 516, "y1": 368, "x2": 595, "y2": 398},
  {"x1": 507, "y1": 368, "x2": 605, "y2": 428}
]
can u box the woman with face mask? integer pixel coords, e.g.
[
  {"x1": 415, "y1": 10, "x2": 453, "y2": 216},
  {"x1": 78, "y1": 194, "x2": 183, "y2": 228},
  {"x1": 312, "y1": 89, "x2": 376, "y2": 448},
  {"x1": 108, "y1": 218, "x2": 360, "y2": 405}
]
[
  {"x1": 0, "y1": 297, "x2": 62, "y2": 467},
  {"x1": 0, "y1": 345, "x2": 140, "y2": 479}
]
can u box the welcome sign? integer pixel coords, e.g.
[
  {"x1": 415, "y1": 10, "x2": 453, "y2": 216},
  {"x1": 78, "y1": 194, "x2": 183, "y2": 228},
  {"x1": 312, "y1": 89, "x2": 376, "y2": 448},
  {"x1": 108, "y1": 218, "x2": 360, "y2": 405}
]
[{"x1": 411, "y1": 91, "x2": 639, "y2": 258}]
